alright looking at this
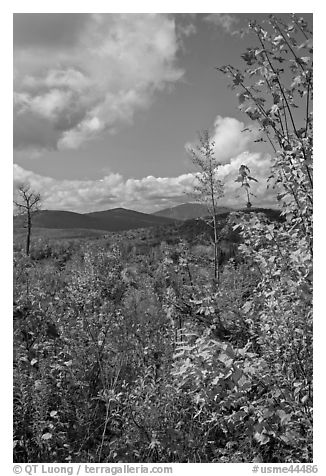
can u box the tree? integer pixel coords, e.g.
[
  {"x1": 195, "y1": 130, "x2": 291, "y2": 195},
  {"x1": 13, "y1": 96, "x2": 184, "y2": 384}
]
[
  {"x1": 188, "y1": 130, "x2": 224, "y2": 284},
  {"x1": 214, "y1": 14, "x2": 313, "y2": 459},
  {"x1": 235, "y1": 164, "x2": 258, "y2": 208},
  {"x1": 171, "y1": 14, "x2": 313, "y2": 464},
  {"x1": 14, "y1": 184, "x2": 41, "y2": 255},
  {"x1": 217, "y1": 13, "x2": 312, "y2": 254}
]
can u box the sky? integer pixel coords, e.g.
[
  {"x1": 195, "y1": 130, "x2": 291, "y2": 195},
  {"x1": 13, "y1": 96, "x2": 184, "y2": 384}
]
[{"x1": 13, "y1": 12, "x2": 312, "y2": 213}]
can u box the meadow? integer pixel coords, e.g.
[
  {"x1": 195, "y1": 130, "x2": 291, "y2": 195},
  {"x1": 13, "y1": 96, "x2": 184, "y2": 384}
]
[{"x1": 13, "y1": 211, "x2": 313, "y2": 463}]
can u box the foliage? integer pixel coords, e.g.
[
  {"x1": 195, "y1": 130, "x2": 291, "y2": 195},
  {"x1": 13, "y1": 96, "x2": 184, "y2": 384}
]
[
  {"x1": 13, "y1": 14, "x2": 312, "y2": 464},
  {"x1": 217, "y1": 14, "x2": 312, "y2": 254}
]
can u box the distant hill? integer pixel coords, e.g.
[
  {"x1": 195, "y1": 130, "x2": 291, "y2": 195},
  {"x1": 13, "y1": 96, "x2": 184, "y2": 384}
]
[
  {"x1": 175, "y1": 207, "x2": 284, "y2": 244},
  {"x1": 14, "y1": 208, "x2": 178, "y2": 233},
  {"x1": 104, "y1": 207, "x2": 284, "y2": 257},
  {"x1": 13, "y1": 206, "x2": 283, "y2": 247},
  {"x1": 85, "y1": 208, "x2": 178, "y2": 229},
  {"x1": 153, "y1": 203, "x2": 232, "y2": 221},
  {"x1": 14, "y1": 210, "x2": 103, "y2": 230}
]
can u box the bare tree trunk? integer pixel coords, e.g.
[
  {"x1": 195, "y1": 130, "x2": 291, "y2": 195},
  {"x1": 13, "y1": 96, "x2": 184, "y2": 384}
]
[
  {"x1": 26, "y1": 211, "x2": 31, "y2": 256},
  {"x1": 211, "y1": 184, "x2": 220, "y2": 287},
  {"x1": 213, "y1": 215, "x2": 219, "y2": 286},
  {"x1": 14, "y1": 184, "x2": 41, "y2": 256}
]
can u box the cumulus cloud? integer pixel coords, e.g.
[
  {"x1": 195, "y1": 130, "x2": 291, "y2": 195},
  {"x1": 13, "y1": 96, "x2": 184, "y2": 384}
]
[
  {"x1": 204, "y1": 13, "x2": 240, "y2": 34},
  {"x1": 216, "y1": 152, "x2": 276, "y2": 208},
  {"x1": 13, "y1": 112, "x2": 276, "y2": 212},
  {"x1": 185, "y1": 115, "x2": 276, "y2": 208},
  {"x1": 186, "y1": 115, "x2": 260, "y2": 164},
  {"x1": 13, "y1": 164, "x2": 195, "y2": 213},
  {"x1": 14, "y1": 14, "x2": 186, "y2": 151},
  {"x1": 211, "y1": 116, "x2": 260, "y2": 162},
  {"x1": 13, "y1": 147, "x2": 277, "y2": 214}
]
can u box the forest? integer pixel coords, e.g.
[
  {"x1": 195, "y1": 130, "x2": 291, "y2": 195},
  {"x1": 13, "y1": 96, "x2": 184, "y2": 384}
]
[{"x1": 13, "y1": 14, "x2": 313, "y2": 464}]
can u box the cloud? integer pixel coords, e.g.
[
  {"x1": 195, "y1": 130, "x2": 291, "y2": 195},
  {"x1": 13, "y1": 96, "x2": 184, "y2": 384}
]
[
  {"x1": 174, "y1": 14, "x2": 197, "y2": 42},
  {"x1": 211, "y1": 116, "x2": 260, "y2": 162},
  {"x1": 186, "y1": 115, "x2": 260, "y2": 164},
  {"x1": 15, "y1": 89, "x2": 74, "y2": 121},
  {"x1": 13, "y1": 113, "x2": 275, "y2": 212},
  {"x1": 204, "y1": 13, "x2": 239, "y2": 34},
  {"x1": 184, "y1": 115, "x2": 276, "y2": 207},
  {"x1": 13, "y1": 148, "x2": 276, "y2": 214},
  {"x1": 13, "y1": 164, "x2": 195, "y2": 213},
  {"x1": 14, "y1": 14, "x2": 185, "y2": 151},
  {"x1": 216, "y1": 151, "x2": 276, "y2": 208}
]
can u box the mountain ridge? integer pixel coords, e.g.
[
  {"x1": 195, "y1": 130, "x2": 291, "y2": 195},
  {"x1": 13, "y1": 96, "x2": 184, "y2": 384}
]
[
  {"x1": 153, "y1": 203, "x2": 233, "y2": 221},
  {"x1": 14, "y1": 208, "x2": 178, "y2": 232},
  {"x1": 14, "y1": 204, "x2": 281, "y2": 235}
]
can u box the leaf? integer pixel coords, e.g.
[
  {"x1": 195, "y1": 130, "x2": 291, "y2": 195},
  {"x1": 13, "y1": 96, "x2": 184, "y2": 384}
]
[
  {"x1": 237, "y1": 375, "x2": 248, "y2": 388},
  {"x1": 281, "y1": 430, "x2": 300, "y2": 446},
  {"x1": 272, "y1": 93, "x2": 281, "y2": 104},
  {"x1": 218, "y1": 352, "x2": 234, "y2": 367},
  {"x1": 42, "y1": 433, "x2": 52, "y2": 440},
  {"x1": 254, "y1": 432, "x2": 270, "y2": 445},
  {"x1": 262, "y1": 117, "x2": 273, "y2": 127},
  {"x1": 301, "y1": 395, "x2": 309, "y2": 404},
  {"x1": 50, "y1": 411, "x2": 58, "y2": 418},
  {"x1": 239, "y1": 164, "x2": 250, "y2": 174},
  {"x1": 242, "y1": 301, "x2": 252, "y2": 314},
  {"x1": 211, "y1": 376, "x2": 221, "y2": 385},
  {"x1": 247, "y1": 109, "x2": 261, "y2": 120},
  {"x1": 273, "y1": 35, "x2": 284, "y2": 46},
  {"x1": 277, "y1": 409, "x2": 291, "y2": 424},
  {"x1": 232, "y1": 368, "x2": 243, "y2": 383},
  {"x1": 233, "y1": 73, "x2": 244, "y2": 86},
  {"x1": 299, "y1": 39, "x2": 313, "y2": 50},
  {"x1": 238, "y1": 93, "x2": 247, "y2": 104}
]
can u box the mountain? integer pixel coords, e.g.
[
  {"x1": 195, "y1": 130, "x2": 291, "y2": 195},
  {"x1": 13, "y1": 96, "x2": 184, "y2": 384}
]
[
  {"x1": 13, "y1": 208, "x2": 178, "y2": 233},
  {"x1": 14, "y1": 205, "x2": 282, "y2": 239},
  {"x1": 153, "y1": 203, "x2": 233, "y2": 221},
  {"x1": 175, "y1": 207, "x2": 284, "y2": 244},
  {"x1": 14, "y1": 210, "x2": 102, "y2": 230},
  {"x1": 137, "y1": 207, "x2": 284, "y2": 250},
  {"x1": 84, "y1": 208, "x2": 178, "y2": 230}
]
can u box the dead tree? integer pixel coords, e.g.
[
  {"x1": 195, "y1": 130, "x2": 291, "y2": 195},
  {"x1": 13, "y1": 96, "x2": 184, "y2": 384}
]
[{"x1": 14, "y1": 184, "x2": 41, "y2": 255}]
